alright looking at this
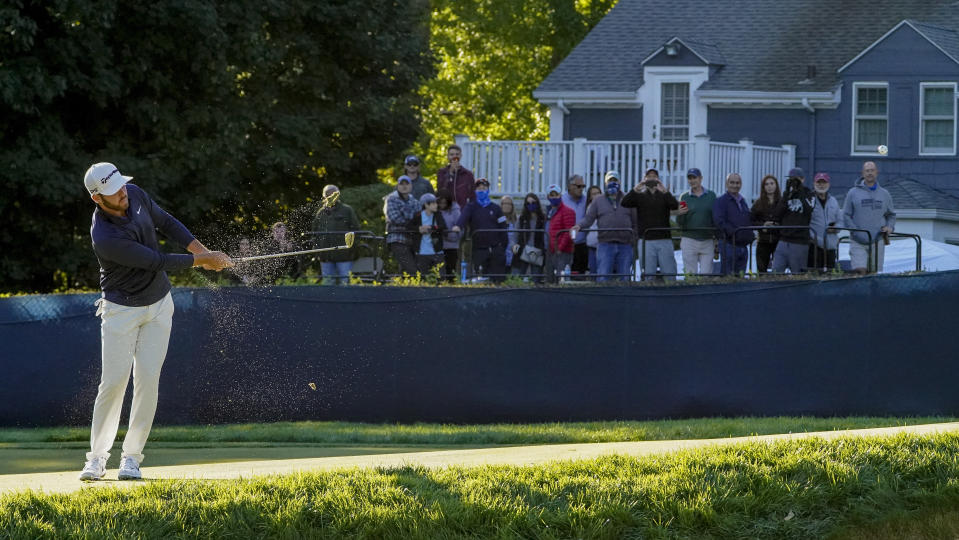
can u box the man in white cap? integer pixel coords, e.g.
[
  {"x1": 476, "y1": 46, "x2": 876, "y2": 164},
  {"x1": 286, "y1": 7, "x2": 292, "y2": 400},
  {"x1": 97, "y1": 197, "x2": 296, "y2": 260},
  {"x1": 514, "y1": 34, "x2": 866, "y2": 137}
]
[
  {"x1": 570, "y1": 170, "x2": 637, "y2": 281},
  {"x1": 79, "y1": 162, "x2": 233, "y2": 481}
]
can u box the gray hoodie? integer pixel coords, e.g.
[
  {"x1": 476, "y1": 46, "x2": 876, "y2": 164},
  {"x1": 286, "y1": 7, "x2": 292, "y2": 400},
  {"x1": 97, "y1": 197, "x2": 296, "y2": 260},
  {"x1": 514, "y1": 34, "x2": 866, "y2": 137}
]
[
  {"x1": 578, "y1": 192, "x2": 636, "y2": 244},
  {"x1": 842, "y1": 179, "x2": 896, "y2": 245},
  {"x1": 809, "y1": 193, "x2": 842, "y2": 250}
]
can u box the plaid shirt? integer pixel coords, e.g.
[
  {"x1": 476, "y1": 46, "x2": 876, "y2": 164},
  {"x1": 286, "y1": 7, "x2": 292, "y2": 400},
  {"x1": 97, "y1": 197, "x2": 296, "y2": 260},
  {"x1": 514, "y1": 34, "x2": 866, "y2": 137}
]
[{"x1": 383, "y1": 190, "x2": 421, "y2": 244}]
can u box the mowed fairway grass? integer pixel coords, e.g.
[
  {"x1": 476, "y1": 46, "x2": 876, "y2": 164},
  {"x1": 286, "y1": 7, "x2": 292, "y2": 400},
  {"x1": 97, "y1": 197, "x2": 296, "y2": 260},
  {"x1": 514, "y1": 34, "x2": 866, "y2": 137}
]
[{"x1": 2, "y1": 418, "x2": 959, "y2": 538}]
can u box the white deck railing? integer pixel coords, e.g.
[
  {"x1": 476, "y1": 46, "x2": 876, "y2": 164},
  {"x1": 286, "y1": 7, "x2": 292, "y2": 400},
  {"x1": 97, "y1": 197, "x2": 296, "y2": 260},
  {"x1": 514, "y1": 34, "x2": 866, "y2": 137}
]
[{"x1": 457, "y1": 135, "x2": 796, "y2": 203}]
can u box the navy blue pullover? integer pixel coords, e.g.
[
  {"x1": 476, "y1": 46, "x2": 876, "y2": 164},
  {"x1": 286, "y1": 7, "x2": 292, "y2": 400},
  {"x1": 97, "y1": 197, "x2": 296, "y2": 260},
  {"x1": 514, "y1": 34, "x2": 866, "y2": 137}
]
[{"x1": 90, "y1": 184, "x2": 196, "y2": 306}]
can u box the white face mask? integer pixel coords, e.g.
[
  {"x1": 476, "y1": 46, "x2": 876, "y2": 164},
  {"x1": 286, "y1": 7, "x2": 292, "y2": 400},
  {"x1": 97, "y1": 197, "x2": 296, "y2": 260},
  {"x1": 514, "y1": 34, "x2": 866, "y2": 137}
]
[{"x1": 814, "y1": 184, "x2": 829, "y2": 194}]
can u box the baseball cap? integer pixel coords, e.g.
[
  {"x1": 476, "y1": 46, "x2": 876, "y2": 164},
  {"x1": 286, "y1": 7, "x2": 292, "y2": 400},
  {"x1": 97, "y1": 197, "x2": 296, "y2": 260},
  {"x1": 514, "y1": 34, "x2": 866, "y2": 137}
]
[
  {"x1": 787, "y1": 167, "x2": 805, "y2": 178},
  {"x1": 405, "y1": 155, "x2": 419, "y2": 165},
  {"x1": 546, "y1": 183, "x2": 561, "y2": 196},
  {"x1": 397, "y1": 175, "x2": 412, "y2": 185},
  {"x1": 84, "y1": 162, "x2": 131, "y2": 196},
  {"x1": 420, "y1": 192, "x2": 437, "y2": 204},
  {"x1": 475, "y1": 177, "x2": 490, "y2": 187},
  {"x1": 813, "y1": 172, "x2": 831, "y2": 182},
  {"x1": 686, "y1": 168, "x2": 702, "y2": 178},
  {"x1": 645, "y1": 168, "x2": 659, "y2": 177},
  {"x1": 604, "y1": 170, "x2": 620, "y2": 182}
]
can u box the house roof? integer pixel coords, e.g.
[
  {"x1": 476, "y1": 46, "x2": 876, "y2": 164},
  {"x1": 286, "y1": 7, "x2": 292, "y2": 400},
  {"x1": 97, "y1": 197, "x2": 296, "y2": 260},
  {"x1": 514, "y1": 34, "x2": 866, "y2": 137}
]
[
  {"x1": 642, "y1": 37, "x2": 727, "y2": 66},
  {"x1": 832, "y1": 177, "x2": 959, "y2": 212},
  {"x1": 536, "y1": 0, "x2": 959, "y2": 97}
]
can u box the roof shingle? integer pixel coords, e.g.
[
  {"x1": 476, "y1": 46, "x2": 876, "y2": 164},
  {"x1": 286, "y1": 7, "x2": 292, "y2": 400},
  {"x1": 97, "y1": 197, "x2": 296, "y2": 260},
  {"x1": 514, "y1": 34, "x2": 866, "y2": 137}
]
[{"x1": 536, "y1": 0, "x2": 959, "y2": 95}]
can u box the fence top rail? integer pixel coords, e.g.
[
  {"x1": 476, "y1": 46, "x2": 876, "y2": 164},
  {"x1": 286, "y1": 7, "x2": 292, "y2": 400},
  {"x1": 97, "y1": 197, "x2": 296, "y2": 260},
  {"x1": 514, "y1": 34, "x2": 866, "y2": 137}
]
[
  {"x1": 709, "y1": 141, "x2": 744, "y2": 148},
  {"x1": 467, "y1": 140, "x2": 572, "y2": 145}
]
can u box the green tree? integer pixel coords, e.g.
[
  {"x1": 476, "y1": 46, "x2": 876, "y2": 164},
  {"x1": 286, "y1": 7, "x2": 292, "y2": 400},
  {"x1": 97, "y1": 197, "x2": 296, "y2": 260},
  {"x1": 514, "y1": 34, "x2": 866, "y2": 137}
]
[
  {"x1": 0, "y1": 0, "x2": 433, "y2": 293},
  {"x1": 413, "y1": 0, "x2": 616, "y2": 173}
]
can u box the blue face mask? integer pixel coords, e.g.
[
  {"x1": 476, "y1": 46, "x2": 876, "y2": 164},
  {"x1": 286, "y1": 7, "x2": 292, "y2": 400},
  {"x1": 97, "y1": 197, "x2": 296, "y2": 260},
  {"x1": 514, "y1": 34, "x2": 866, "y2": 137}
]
[
  {"x1": 525, "y1": 202, "x2": 539, "y2": 212},
  {"x1": 606, "y1": 182, "x2": 620, "y2": 195},
  {"x1": 548, "y1": 197, "x2": 562, "y2": 207},
  {"x1": 476, "y1": 190, "x2": 491, "y2": 206}
]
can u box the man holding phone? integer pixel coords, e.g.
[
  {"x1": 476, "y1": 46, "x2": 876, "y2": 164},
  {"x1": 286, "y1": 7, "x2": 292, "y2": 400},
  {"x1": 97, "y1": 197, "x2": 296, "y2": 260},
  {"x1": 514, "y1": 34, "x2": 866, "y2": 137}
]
[
  {"x1": 437, "y1": 144, "x2": 475, "y2": 208},
  {"x1": 676, "y1": 168, "x2": 717, "y2": 274},
  {"x1": 621, "y1": 168, "x2": 679, "y2": 280}
]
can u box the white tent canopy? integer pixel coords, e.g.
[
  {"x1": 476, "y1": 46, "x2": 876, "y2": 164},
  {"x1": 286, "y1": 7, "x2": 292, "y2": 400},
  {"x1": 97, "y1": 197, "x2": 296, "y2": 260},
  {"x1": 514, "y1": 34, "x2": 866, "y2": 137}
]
[{"x1": 658, "y1": 238, "x2": 959, "y2": 278}]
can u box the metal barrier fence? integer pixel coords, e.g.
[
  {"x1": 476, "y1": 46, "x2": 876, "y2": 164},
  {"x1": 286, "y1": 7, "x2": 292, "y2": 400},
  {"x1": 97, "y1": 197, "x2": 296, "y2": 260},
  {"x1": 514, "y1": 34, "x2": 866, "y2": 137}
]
[
  {"x1": 301, "y1": 230, "x2": 384, "y2": 280},
  {"x1": 638, "y1": 227, "x2": 720, "y2": 279},
  {"x1": 465, "y1": 227, "x2": 638, "y2": 281},
  {"x1": 731, "y1": 225, "x2": 820, "y2": 274}
]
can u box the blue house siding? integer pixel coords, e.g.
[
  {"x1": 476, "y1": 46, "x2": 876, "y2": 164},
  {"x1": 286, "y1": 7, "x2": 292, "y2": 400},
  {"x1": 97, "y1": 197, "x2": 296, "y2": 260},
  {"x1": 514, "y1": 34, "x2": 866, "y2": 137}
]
[
  {"x1": 567, "y1": 108, "x2": 644, "y2": 140},
  {"x1": 707, "y1": 108, "x2": 813, "y2": 174},
  {"x1": 828, "y1": 25, "x2": 959, "y2": 196}
]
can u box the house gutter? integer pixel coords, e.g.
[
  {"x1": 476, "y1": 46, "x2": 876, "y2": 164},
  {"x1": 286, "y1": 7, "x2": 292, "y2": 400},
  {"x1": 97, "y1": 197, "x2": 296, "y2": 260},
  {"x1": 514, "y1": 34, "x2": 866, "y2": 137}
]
[{"x1": 803, "y1": 97, "x2": 817, "y2": 176}]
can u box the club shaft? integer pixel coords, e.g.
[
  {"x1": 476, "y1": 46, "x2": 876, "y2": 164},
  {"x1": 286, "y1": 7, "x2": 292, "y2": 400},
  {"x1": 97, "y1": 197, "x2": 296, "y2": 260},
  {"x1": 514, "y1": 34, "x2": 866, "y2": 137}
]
[{"x1": 234, "y1": 245, "x2": 348, "y2": 263}]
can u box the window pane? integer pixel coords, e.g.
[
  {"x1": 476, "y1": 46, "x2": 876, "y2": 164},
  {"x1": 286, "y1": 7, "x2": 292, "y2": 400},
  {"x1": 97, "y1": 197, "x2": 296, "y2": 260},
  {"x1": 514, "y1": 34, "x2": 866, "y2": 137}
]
[
  {"x1": 924, "y1": 87, "x2": 954, "y2": 116},
  {"x1": 856, "y1": 119, "x2": 887, "y2": 147},
  {"x1": 857, "y1": 87, "x2": 887, "y2": 115},
  {"x1": 923, "y1": 120, "x2": 954, "y2": 150},
  {"x1": 661, "y1": 127, "x2": 688, "y2": 141}
]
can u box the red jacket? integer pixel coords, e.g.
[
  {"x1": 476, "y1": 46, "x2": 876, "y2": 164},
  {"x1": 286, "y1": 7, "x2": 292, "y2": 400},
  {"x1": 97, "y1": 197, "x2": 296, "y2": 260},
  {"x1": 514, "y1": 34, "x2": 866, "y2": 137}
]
[
  {"x1": 548, "y1": 203, "x2": 577, "y2": 254},
  {"x1": 436, "y1": 165, "x2": 475, "y2": 208}
]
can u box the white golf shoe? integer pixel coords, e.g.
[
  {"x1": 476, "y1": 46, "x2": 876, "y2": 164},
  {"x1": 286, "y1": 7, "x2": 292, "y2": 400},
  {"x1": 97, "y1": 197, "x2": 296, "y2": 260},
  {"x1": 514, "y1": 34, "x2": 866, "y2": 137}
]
[
  {"x1": 117, "y1": 456, "x2": 142, "y2": 480},
  {"x1": 78, "y1": 456, "x2": 107, "y2": 481}
]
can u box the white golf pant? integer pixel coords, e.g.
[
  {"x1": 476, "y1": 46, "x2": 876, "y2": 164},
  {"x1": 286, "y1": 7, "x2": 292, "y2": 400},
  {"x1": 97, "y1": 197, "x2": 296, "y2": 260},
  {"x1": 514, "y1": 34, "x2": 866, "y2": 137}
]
[
  {"x1": 87, "y1": 292, "x2": 173, "y2": 463},
  {"x1": 680, "y1": 237, "x2": 714, "y2": 275}
]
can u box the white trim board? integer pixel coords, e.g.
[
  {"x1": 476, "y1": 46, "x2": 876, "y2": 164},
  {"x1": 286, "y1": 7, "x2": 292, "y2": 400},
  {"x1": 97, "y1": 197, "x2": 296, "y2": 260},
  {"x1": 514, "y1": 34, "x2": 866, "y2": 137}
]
[{"x1": 838, "y1": 19, "x2": 959, "y2": 73}]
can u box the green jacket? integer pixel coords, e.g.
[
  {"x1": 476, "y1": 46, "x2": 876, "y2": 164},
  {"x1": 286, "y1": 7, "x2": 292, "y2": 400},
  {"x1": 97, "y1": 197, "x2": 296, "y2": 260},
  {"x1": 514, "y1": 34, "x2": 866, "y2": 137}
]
[
  {"x1": 676, "y1": 189, "x2": 717, "y2": 240},
  {"x1": 312, "y1": 202, "x2": 361, "y2": 262}
]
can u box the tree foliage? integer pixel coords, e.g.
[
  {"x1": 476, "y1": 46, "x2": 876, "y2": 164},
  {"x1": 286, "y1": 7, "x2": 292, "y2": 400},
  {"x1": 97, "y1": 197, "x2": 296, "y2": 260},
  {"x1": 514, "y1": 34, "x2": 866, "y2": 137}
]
[
  {"x1": 0, "y1": 0, "x2": 432, "y2": 292},
  {"x1": 413, "y1": 0, "x2": 616, "y2": 171}
]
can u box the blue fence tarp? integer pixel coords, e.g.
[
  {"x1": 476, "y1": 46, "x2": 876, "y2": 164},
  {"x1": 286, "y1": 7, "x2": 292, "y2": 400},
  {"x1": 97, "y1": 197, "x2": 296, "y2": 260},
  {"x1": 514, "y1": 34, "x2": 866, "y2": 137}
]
[{"x1": 1, "y1": 272, "x2": 956, "y2": 426}]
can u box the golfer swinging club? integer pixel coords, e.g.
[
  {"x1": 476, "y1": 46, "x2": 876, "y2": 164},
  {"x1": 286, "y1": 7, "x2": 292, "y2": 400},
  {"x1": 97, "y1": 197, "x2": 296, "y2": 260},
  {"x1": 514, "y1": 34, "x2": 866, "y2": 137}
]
[{"x1": 78, "y1": 162, "x2": 233, "y2": 481}]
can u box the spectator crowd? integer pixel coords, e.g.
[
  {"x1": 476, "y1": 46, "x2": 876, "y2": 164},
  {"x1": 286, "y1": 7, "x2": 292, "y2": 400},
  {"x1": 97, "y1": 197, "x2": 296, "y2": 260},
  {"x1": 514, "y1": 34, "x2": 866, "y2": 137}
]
[{"x1": 238, "y1": 143, "x2": 897, "y2": 285}]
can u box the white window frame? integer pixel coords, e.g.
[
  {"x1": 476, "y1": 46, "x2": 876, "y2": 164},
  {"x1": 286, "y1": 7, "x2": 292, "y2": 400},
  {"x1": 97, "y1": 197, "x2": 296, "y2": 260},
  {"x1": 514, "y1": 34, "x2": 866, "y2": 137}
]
[
  {"x1": 660, "y1": 82, "x2": 691, "y2": 141},
  {"x1": 850, "y1": 81, "x2": 889, "y2": 156},
  {"x1": 639, "y1": 66, "x2": 709, "y2": 141},
  {"x1": 919, "y1": 82, "x2": 958, "y2": 156}
]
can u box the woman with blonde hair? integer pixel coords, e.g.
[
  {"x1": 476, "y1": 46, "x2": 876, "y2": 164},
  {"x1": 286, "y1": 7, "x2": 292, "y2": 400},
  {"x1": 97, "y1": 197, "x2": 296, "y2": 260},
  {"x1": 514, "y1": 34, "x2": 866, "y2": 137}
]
[{"x1": 500, "y1": 195, "x2": 518, "y2": 273}]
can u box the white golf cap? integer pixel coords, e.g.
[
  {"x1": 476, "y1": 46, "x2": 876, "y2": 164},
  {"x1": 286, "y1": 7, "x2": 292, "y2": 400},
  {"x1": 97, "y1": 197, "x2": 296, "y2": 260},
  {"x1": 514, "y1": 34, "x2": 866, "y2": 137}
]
[{"x1": 84, "y1": 162, "x2": 132, "y2": 196}]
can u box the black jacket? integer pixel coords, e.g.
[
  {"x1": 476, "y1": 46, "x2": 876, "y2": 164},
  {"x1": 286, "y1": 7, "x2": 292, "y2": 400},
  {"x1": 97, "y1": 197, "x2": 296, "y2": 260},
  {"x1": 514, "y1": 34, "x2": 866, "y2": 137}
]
[
  {"x1": 621, "y1": 188, "x2": 678, "y2": 240},
  {"x1": 771, "y1": 184, "x2": 815, "y2": 244},
  {"x1": 517, "y1": 212, "x2": 546, "y2": 250},
  {"x1": 408, "y1": 211, "x2": 448, "y2": 254}
]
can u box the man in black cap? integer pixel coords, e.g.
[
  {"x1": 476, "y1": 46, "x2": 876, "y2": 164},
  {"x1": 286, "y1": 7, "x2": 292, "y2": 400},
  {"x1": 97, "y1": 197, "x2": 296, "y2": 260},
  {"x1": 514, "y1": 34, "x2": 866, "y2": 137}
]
[
  {"x1": 770, "y1": 167, "x2": 815, "y2": 273},
  {"x1": 403, "y1": 155, "x2": 435, "y2": 201}
]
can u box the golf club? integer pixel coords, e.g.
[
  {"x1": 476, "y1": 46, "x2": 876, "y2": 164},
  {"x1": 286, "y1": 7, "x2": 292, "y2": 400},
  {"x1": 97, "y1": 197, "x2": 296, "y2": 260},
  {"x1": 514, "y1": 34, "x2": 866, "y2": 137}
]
[{"x1": 233, "y1": 231, "x2": 355, "y2": 262}]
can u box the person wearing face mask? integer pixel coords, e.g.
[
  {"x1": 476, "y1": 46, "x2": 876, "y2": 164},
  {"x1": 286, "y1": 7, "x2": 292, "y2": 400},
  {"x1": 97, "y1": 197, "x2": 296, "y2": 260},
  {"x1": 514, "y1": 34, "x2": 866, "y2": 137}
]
[
  {"x1": 770, "y1": 167, "x2": 815, "y2": 274},
  {"x1": 807, "y1": 173, "x2": 843, "y2": 272},
  {"x1": 512, "y1": 192, "x2": 546, "y2": 280},
  {"x1": 544, "y1": 184, "x2": 577, "y2": 283},
  {"x1": 570, "y1": 170, "x2": 637, "y2": 282},
  {"x1": 452, "y1": 177, "x2": 508, "y2": 281}
]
